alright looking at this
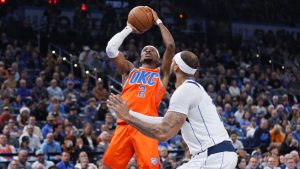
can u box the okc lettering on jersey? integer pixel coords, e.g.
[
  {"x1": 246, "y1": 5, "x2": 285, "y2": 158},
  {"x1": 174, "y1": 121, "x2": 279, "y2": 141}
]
[{"x1": 129, "y1": 70, "x2": 159, "y2": 86}]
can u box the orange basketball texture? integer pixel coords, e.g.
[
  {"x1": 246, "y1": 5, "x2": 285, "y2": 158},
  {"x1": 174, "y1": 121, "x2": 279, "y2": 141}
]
[{"x1": 128, "y1": 6, "x2": 154, "y2": 33}]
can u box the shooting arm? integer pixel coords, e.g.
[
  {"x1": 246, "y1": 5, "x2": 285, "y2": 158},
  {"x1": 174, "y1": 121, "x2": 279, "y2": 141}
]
[{"x1": 106, "y1": 26, "x2": 134, "y2": 75}]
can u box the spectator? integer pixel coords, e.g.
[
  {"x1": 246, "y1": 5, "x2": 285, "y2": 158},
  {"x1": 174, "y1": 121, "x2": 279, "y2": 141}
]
[
  {"x1": 67, "y1": 105, "x2": 82, "y2": 129},
  {"x1": 56, "y1": 151, "x2": 74, "y2": 169},
  {"x1": 237, "y1": 157, "x2": 247, "y2": 169},
  {"x1": 41, "y1": 133, "x2": 61, "y2": 161},
  {"x1": 17, "y1": 150, "x2": 31, "y2": 169},
  {"x1": 230, "y1": 131, "x2": 244, "y2": 150},
  {"x1": 63, "y1": 80, "x2": 78, "y2": 99},
  {"x1": 16, "y1": 79, "x2": 31, "y2": 102},
  {"x1": 42, "y1": 115, "x2": 55, "y2": 139},
  {"x1": 2, "y1": 125, "x2": 19, "y2": 148},
  {"x1": 32, "y1": 77, "x2": 49, "y2": 101},
  {"x1": 47, "y1": 79, "x2": 64, "y2": 100},
  {"x1": 92, "y1": 81, "x2": 109, "y2": 101},
  {"x1": 53, "y1": 124, "x2": 64, "y2": 144},
  {"x1": 75, "y1": 157, "x2": 97, "y2": 169},
  {"x1": 0, "y1": 134, "x2": 16, "y2": 166},
  {"x1": 246, "y1": 156, "x2": 259, "y2": 169},
  {"x1": 235, "y1": 102, "x2": 245, "y2": 122},
  {"x1": 7, "y1": 159, "x2": 18, "y2": 169},
  {"x1": 73, "y1": 137, "x2": 92, "y2": 164},
  {"x1": 19, "y1": 124, "x2": 41, "y2": 151},
  {"x1": 32, "y1": 149, "x2": 55, "y2": 169},
  {"x1": 285, "y1": 156, "x2": 296, "y2": 169},
  {"x1": 279, "y1": 133, "x2": 299, "y2": 155},
  {"x1": 229, "y1": 79, "x2": 241, "y2": 97},
  {"x1": 104, "y1": 113, "x2": 116, "y2": 132},
  {"x1": 0, "y1": 107, "x2": 12, "y2": 128},
  {"x1": 23, "y1": 116, "x2": 43, "y2": 141},
  {"x1": 80, "y1": 123, "x2": 97, "y2": 150},
  {"x1": 159, "y1": 146, "x2": 172, "y2": 169},
  {"x1": 96, "y1": 100, "x2": 109, "y2": 121},
  {"x1": 264, "y1": 156, "x2": 280, "y2": 169},
  {"x1": 252, "y1": 118, "x2": 271, "y2": 153},
  {"x1": 96, "y1": 131, "x2": 110, "y2": 152},
  {"x1": 17, "y1": 106, "x2": 30, "y2": 128},
  {"x1": 269, "y1": 124, "x2": 285, "y2": 144},
  {"x1": 223, "y1": 103, "x2": 234, "y2": 120},
  {"x1": 83, "y1": 97, "x2": 97, "y2": 121}
]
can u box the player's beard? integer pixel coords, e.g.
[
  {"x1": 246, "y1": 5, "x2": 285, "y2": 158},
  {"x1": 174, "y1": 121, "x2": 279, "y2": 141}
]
[{"x1": 141, "y1": 58, "x2": 153, "y2": 64}]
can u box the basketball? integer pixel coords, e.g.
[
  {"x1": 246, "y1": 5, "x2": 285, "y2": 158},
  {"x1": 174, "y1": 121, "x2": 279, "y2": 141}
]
[{"x1": 128, "y1": 6, "x2": 154, "y2": 33}]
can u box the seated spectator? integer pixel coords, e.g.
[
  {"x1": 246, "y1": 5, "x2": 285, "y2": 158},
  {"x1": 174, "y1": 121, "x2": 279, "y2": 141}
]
[
  {"x1": 32, "y1": 149, "x2": 55, "y2": 169},
  {"x1": 67, "y1": 105, "x2": 82, "y2": 129},
  {"x1": 19, "y1": 124, "x2": 41, "y2": 151},
  {"x1": 230, "y1": 131, "x2": 244, "y2": 150},
  {"x1": 285, "y1": 155, "x2": 296, "y2": 169},
  {"x1": 92, "y1": 81, "x2": 108, "y2": 101},
  {"x1": 32, "y1": 77, "x2": 49, "y2": 102},
  {"x1": 229, "y1": 79, "x2": 241, "y2": 97},
  {"x1": 264, "y1": 156, "x2": 280, "y2": 169},
  {"x1": 104, "y1": 113, "x2": 116, "y2": 132},
  {"x1": 252, "y1": 118, "x2": 270, "y2": 153},
  {"x1": 17, "y1": 150, "x2": 31, "y2": 169},
  {"x1": 47, "y1": 79, "x2": 64, "y2": 100},
  {"x1": 269, "y1": 124, "x2": 285, "y2": 144},
  {"x1": 74, "y1": 157, "x2": 97, "y2": 169},
  {"x1": 47, "y1": 96, "x2": 65, "y2": 116},
  {"x1": 7, "y1": 159, "x2": 18, "y2": 169},
  {"x1": 63, "y1": 80, "x2": 79, "y2": 99},
  {"x1": 292, "y1": 119, "x2": 300, "y2": 144},
  {"x1": 2, "y1": 125, "x2": 19, "y2": 148},
  {"x1": 53, "y1": 124, "x2": 64, "y2": 144},
  {"x1": 7, "y1": 118, "x2": 21, "y2": 138},
  {"x1": 237, "y1": 157, "x2": 247, "y2": 169},
  {"x1": 23, "y1": 116, "x2": 43, "y2": 141},
  {"x1": 268, "y1": 110, "x2": 280, "y2": 129},
  {"x1": 56, "y1": 151, "x2": 74, "y2": 169},
  {"x1": 279, "y1": 133, "x2": 299, "y2": 155},
  {"x1": 17, "y1": 106, "x2": 30, "y2": 128},
  {"x1": 11, "y1": 94, "x2": 23, "y2": 111},
  {"x1": 96, "y1": 131, "x2": 110, "y2": 152},
  {"x1": 41, "y1": 133, "x2": 61, "y2": 161},
  {"x1": 49, "y1": 104, "x2": 64, "y2": 125},
  {"x1": 73, "y1": 137, "x2": 92, "y2": 163},
  {"x1": 235, "y1": 103, "x2": 245, "y2": 122},
  {"x1": 80, "y1": 123, "x2": 97, "y2": 150},
  {"x1": 0, "y1": 134, "x2": 16, "y2": 166},
  {"x1": 246, "y1": 156, "x2": 259, "y2": 169},
  {"x1": 42, "y1": 115, "x2": 55, "y2": 139},
  {"x1": 16, "y1": 79, "x2": 31, "y2": 103},
  {"x1": 83, "y1": 97, "x2": 97, "y2": 121},
  {"x1": 0, "y1": 107, "x2": 12, "y2": 128},
  {"x1": 18, "y1": 136, "x2": 35, "y2": 161},
  {"x1": 96, "y1": 100, "x2": 109, "y2": 121},
  {"x1": 223, "y1": 103, "x2": 234, "y2": 120},
  {"x1": 31, "y1": 100, "x2": 48, "y2": 121},
  {"x1": 77, "y1": 89, "x2": 89, "y2": 108}
]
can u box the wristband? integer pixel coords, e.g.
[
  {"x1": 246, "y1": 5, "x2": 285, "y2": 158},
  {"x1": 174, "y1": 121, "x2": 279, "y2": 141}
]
[{"x1": 156, "y1": 19, "x2": 162, "y2": 25}]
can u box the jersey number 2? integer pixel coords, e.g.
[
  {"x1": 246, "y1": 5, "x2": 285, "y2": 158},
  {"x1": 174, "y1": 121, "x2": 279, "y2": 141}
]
[{"x1": 138, "y1": 85, "x2": 146, "y2": 98}]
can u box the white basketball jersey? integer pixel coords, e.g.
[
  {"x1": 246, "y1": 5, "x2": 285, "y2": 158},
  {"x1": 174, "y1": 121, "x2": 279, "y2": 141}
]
[{"x1": 168, "y1": 80, "x2": 230, "y2": 155}]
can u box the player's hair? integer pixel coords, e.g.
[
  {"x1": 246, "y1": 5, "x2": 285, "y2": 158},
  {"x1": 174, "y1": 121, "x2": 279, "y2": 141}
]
[{"x1": 180, "y1": 51, "x2": 199, "y2": 69}]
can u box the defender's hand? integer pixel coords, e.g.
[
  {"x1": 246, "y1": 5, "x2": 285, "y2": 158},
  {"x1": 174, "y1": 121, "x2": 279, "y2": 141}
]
[{"x1": 107, "y1": 94, "x2": 130, "y2": 121}]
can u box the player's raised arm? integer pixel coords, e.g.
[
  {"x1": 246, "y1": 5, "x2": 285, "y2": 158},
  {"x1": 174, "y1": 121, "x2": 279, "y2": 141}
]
[
  {"x1": 150, "y1": 8, "x2": 175, "y2": 87},
  {"x1": 105, "y1": 24, "x2": 139, "y2": 76}
]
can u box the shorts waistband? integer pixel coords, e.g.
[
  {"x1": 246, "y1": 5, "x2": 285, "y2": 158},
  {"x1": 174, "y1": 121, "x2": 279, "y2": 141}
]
[
  {"x1": 117, "y1": 122, "x2": 128, "y2": 125},
  {"x1": 207, "y1": 141, "x2": 235, "y2": 156},
  {"x1": 193, "y1": 141, "x2": 235, "y2": 157}
]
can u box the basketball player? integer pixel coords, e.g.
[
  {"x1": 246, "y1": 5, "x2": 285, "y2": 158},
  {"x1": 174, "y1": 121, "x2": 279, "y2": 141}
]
[
  {"x1": 108, "y1": 51, "x2": 238, "y2": 169},
  {"x1": 103, "y1": 7, "x2": 175, "y2": 169}
]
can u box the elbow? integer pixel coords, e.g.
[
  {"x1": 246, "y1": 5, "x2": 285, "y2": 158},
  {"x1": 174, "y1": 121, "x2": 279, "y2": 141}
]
[
  {"x1": 165, "y1": 43, "x2": 175, "y2": 51},
  {"x1": 157, "y1": 134, "x2": 170, "y2": 142}
]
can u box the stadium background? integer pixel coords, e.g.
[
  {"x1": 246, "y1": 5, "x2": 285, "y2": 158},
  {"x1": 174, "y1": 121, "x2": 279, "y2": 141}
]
[{"x1": 0, "y1": 0, "x2": 300, "y2": 168}]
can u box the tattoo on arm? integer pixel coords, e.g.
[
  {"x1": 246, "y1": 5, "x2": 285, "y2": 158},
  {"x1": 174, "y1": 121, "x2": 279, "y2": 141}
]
[{"x1": 127, "y1": 112, "x2": 186, "y2": 140}]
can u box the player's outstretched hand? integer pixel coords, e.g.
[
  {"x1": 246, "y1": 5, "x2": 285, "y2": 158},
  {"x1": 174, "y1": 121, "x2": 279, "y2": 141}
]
[
  {"x1": 145, "y1": 6, "x2": 159, "y2": 24},
  {"x1": 127, "y1": 22, "x2": 143, "y2": 34},
  {"x1": 107, "y1": 94, "x2": 130, "y2": 121}
]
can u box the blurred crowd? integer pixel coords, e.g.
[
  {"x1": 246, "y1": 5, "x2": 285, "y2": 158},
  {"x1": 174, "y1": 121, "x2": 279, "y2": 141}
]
[{"x1": 1, "y1": 0, "x2": 300, "y2": 169}]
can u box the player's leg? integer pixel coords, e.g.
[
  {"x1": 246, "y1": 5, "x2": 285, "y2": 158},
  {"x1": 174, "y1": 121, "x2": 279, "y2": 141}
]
[
  {"x1": 132, "y1": 129, "x2": 160, "y2": 169},
  {"x1": 102, "y1": 125, "x2": 134, "y2": 169}
]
